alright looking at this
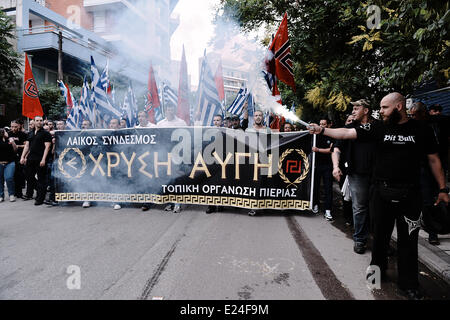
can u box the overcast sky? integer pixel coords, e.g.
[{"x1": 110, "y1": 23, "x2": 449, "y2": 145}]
[{"x1": 170, "y1": 0, "x2": 220, "y2": 85}]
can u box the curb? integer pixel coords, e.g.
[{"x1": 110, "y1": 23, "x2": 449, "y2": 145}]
[
  {"x1": 331, "y1": 182, "x2": 450, "y2": 286},
  {"x1": 391, "y1": 231, "x2": 450, "y2": 286}
]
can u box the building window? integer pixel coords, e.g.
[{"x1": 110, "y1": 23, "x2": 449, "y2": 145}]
[
  {"x1": 33, "y1": 66, "x2": 46, "y2": 86},
  {"x1": 93, "y1": 11, "x2": 106, "y2": 33},
  {"x1": 47, "y1": 71, "x2": 57, "y2": 85}
]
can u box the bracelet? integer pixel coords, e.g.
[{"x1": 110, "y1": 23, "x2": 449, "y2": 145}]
[{"x1": 439, "y1": 187, "x2": 449, "y2": 194}]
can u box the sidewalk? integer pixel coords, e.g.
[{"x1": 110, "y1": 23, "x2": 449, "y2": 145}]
[
  {"x1": 392, "y1": 228, "x2": 450, "y2": 286},
  {"x1": 332, "y1": 183, "x2": 450, "y2": 286}
]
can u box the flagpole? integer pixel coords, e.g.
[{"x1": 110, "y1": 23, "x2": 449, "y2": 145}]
[
  {"x1": 309, "y1": 134, "x2": 317, "y2": 210},
  {"x1": 161, "y1": 81, "x2": 165, "y2": 119}
]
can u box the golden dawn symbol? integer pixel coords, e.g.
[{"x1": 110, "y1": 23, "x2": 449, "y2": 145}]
[
  {"x1": 278, "y1": 149, "x2": 309, "y2": 188},
  {"x1": 58, "y1": 148, "x2": 87, "y2": 179}
]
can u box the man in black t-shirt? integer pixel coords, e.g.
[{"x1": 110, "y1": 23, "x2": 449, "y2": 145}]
[
  {"x1": 8, "y1": 120, "x2": 28, "y2": 198},
  {"x1": 309, "y1": 93, "x2": 449, "y2": 300},
  {"x1": 312, "y1": 117, "x2": 334, "y2": 221},
  {"x1": 333, "y1": 100, "x2": 377, "y2": 254},
  {"x1": 20, "y1": 116, "x2": 52, "y2": 205}
]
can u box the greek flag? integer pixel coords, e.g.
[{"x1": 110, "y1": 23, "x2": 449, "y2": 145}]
[
  {"x1": 228, "y1": 87, "x2": 248, "y2": 116},
  {"x1": 245, "y1": 92, "x2": 254, "y2": 127},
  {"x1": 162, "y1": 84, "x2": 178, "y2": 108},
  {"x1": 79, "y1": 76, "x2": 95, "y2": 125},
  {"x1": 121, "y1": 83, "x2": 138, "y2": 128},
  {"x1": 66, "y1": 101, "x2": 81, "y2": 129},
  {"x1": 91, "y1": 56, "x2": 121, "y2": 125},
  {"x1": 196, "y1": 53, "x2": 222, "y2": 126},
  {"x1": 100, "y1": 59, "x2": 109, "y2": 92},
  {"x1": 57, "y1": 80, "x2": 73, "y2": 108}
]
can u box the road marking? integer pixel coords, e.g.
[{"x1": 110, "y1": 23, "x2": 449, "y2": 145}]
[
  {"x1": 285, "y1": 215, "x2": 354, "y2": 300},
  {"x1": 139, "y1": 238, "x2": 180, "y2": 300}
]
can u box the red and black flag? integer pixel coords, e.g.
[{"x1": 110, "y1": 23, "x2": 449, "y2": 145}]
[
  {"x1": 266, "y1": 12, "x2": 295, "y2": 91},
  {"x1": 145, "y1": 63, "x2": 162, "y2": 124},
  {"x1": 22, "y1": 54, "x2": 43, "y2": 119}
]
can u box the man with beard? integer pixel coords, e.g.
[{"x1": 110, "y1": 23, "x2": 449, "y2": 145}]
[
  {"x1": 309, "y1": 92, "x2": 449, "y2": 300},
  {"x1": 231, "y1": 115, "x2": 243, "y2": 131},
  {"x1": 245, "y1": 110, "x2": 271, "y2": 133},
  {"x1": 20, "y1": 116, "x2": 52, "y2": 205}
]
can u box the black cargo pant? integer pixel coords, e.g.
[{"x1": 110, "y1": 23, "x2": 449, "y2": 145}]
[
  {"x1": 25, "y1": 159, "x2": 48, "y2": 203},
  {"x1": 313, "y1": 164, "x2": 333, "y2": 210},
  {"x1": 369, "y1": 182, "x2": 421, "y2": 290}
]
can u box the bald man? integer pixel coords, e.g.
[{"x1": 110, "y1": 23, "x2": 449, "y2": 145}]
[{"x1": 309, "y1": 92, "x2": 449, "y2": 300}]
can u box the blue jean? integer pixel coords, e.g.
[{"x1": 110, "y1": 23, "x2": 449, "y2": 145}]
[
  {"x1": 0, "y1": 161, "x2": 16, "y2": 198},
  {"x1": 348, "y1": 173, "x2": 370, "y2": 244}
]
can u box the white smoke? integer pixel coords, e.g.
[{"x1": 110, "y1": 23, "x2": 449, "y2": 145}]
[{"x1": 208, "y1": 17, "x2": 300, "y2": 124}]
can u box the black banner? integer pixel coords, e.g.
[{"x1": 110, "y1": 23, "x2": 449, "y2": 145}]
[{"x1": 54, "y1": 128, "x2": 313, "y2": 210}]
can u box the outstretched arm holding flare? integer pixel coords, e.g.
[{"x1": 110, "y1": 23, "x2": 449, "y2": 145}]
[{"x1": 308, "y1": 123, "x2": 357, "y2": 140}]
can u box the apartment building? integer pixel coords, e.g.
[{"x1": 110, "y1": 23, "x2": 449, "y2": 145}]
[{"x1": 0, "y1": 0, "x2": 180, "y2": 87}]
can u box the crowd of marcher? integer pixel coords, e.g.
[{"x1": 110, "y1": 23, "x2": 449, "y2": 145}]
[
  {"x1": 309, "y1": 92, "x2": 449, "y2": 300},
  {"x1": 1, "y1": 93, "x2": 448, "y2": 300}
]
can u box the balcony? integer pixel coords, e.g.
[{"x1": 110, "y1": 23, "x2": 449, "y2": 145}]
[
  {"x1": 83, "y1": 0, "x2": 125, "y2": 11},
  {"x1": 21, "y1": 25, "x2": 112, "y2": 58}
]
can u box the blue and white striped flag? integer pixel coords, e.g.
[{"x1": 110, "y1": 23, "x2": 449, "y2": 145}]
[
  {"x1": 79, "y1": 76, "x2": 95, "y2": 125},
  {"x1": 121, "y1": 83, "x2": 138, "y2": 128},
  {"x1": 162, "y1": 83, "x2": 178, "y2": 108},
  {"x1": 100, "y1": 59, "x2": 109, "y2": 92},
  {"x1": 195, "y1": 53, "x2": 223, "y2": 126},
  {"x1": 228, "y1": 87, "x2": 248, "y2": 116},
  {"x1": 90, "y1": 56, "x2": 121, "y2": 126},
  {"x1": 66, "y1": 101, "x2": 81, "y2": 130},
  {"x1": 246, "y1": 92, "x2": 254, "y2": 127}
]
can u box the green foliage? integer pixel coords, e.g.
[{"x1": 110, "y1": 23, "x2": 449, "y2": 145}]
[
  {"x1": 0, "y1": 9, "x2": 21, "y2": 117},
  {"x1": 38, "y1": 85, "x2": 67, "y2": 120},
  {"x1": 0, "y1": 10, "x2": 21, "y2": 87},
  {"x1": 217, "y1": 0, "x2": 450, "y2": 121}
]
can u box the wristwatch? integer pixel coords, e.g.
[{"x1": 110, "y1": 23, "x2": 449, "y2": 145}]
[{"x1": 439, "y1": 187, "x2": 449, "y2": 194}]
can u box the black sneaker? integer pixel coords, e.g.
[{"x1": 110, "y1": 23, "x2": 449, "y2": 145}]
[
  {"x1": 399, "y1": 288, "x2": 424, "y2": 300},
  {"x1": 428, "y1": 234, "x2": 440, "y2": 245},
  {"x1": 44, "y1": 200, "x2": 58, "y2": 207},
  {"x1": 205, "y1": 206, "x2": 215, "y2": 214},
  {"x1": 354, "y1": 242, "x2": 366, "y2": 254},
  {"x1": 141, "y1": 205, "x2": 150, "y2": 212},
  {"x1": 34, "y1": 200, "x2": 44, "y2": 206},
  {"x1": 23, "y1": 195, "x2": 33, "y2": 201}
]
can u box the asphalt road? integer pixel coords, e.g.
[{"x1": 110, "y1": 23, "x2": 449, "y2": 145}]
[{"x1": 0, "y1": 199, "x2": 448, "y2": 300}]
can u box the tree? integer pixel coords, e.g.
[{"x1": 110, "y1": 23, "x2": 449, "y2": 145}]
[
  {"x1": 0, "y1": 9, "x2": 21, "y2": 87},
  {"x1": 217, "y1": 0, "x2": 450, "y2": 121},
  {"x1": 0, "y1": 9, "x2": 22, "y2": 126},
  {"x1": 39, "y1": 86, "x2": 67, "y2": 120}
]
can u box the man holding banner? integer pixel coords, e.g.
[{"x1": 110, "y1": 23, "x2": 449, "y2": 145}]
[{"x1": 20, "y1": 116, "x2": 52, "y2": 206}]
